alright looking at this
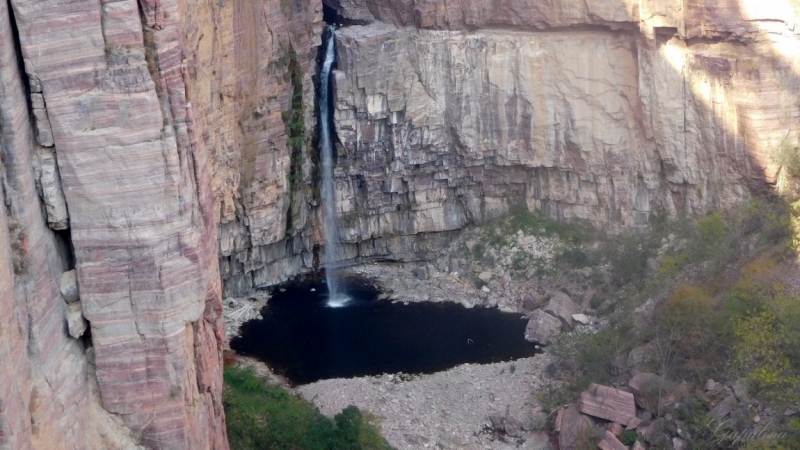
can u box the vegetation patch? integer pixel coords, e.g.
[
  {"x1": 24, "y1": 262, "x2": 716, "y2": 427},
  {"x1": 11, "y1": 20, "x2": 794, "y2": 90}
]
[
  {"x1": 283, "y1": 46, "x2": 305, "y2": 238},
  {"x1": 535, "y1": 195, "x2": 800, "y2": 449},
  {"x1": 224, "y1": 367, "x2": 391, "y2": 450}
]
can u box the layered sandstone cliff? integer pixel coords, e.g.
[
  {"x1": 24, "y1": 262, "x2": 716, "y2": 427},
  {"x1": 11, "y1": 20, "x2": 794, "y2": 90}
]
[
  {"x1": 220, "y1": 0, "x2": 800, "y2": 293},
  {"x1": 326, "y1": 0, "x2": 799, "y2": 255},
  {"x1": 0, "y1": 0, "x2": 321, "y2": 448}
]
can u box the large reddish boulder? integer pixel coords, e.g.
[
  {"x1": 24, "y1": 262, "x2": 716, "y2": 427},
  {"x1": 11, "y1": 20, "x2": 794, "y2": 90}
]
[{"x1": 578, "y1": 384, "x2": 637, "y2": 424}]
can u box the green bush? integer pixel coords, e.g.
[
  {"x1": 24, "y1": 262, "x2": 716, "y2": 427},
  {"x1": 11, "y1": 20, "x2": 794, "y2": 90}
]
[
  {"x1": 773, "y1": 138, "x2": 800, "y2": 178},
  {"x1": 605, "y1": 233, "x2": 654, "y2": 287},
  {"x1": 732, "y1": 294, "x2": 800, "y2": 402},
  {"x1": 620, "y1": 430, "x2": 639, "y2": 446},
  {"x1": 505, "y1": 206, "x2": 594, "y2": 244},
  {"x1": 557, "y1": 246, "x2": 592, "y2": 268},
  {"x1": 694, "y1": 212, "x2": 729, "y2": 260},
  {"x1": 675, "y1": 396, "x2": 730, "y2": 450},
  {"x1": 545, "y1": 324, "x2": 637, "y2": 400},
  {"x1": 224, "y1": 367, "x2": 391, "y2": 450}
]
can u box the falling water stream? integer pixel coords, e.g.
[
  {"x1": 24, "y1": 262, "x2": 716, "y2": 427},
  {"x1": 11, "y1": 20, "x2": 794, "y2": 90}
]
[{"x1": 319, "y1": 27, "x2": 348, "y2": 307}]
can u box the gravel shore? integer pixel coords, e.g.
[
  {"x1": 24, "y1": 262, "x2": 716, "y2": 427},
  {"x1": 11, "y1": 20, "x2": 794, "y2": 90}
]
[{"x1": 298, "y1": 354, "x2": 553, "y2": 450}]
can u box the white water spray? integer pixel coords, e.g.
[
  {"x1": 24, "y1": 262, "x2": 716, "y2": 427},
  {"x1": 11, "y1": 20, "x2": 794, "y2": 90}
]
[{"x1": 319, "y1": 27, "x2": 348, "y2": 307}]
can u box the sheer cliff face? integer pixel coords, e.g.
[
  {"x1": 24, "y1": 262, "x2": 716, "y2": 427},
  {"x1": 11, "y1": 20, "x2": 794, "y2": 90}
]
[
  {"x1": 0, "y1": 0, "x2": 319, "y2": 449},
  {"x1": 327, "y1": 0, "x2": 800, "y2": 243},
  {"x1": 219, "y1": 0, "x2": 800, "y2": 293}
]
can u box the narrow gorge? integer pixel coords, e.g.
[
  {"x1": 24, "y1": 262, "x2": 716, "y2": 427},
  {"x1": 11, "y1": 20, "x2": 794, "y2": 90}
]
[{"x1": 0, "y1": 0, "x2": 797, "y2": 449}]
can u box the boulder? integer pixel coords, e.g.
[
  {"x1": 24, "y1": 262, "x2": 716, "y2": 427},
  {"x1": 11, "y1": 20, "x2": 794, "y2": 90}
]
[
  {"x1": 676, "y1": 421, "x2": 692, "y2": 441},
  {"x1": 489, "y1": 413, "x2": 505, "y2": 429},
  {"x1": 544, "y1": 291, "x2": 579, "y2": 328},
  {"x1": 505, "y1": 417, "x2": 523, "y2": 438},
  {"x1": 556, "y1": 406, "x2": 594, "y2": 450},
  {"x1": 732, "y1": 379, "x2": 749, "y2": 402},
  {"x1": 571, "y1": 313, "x2": 590, "y2": 325},
  {"x1": 60, "y1": 269, "x2": 80, "y2": 303},
  {"x1": 524, "y1": 310, "x2": 562, "y2": 344},
  {"x1": 578, "y1": 384, "x2": 636, "y2": 425},
  {"x1": 412, "y1": 266, "x2": 428, "y2": 280},
  {"x1": 673, "y1": 437, "x2": 688, "y2": 450},
  {"x1": 525, "y1": 431, "x2": 553, "y2": 450},
  {"x1": 66, "y1": 302, "x2": 87, "y2": 339},
  {"x1": 598, "y1": 430, "x2": 628, "y2": 450},
  {"x1": 478, "y1": 270, "x2": 493, "y2": 282},
  {"x1": 627, "y1": 344, "x2": 652, "y2": 371},
  {"x1": 522, "y1": 292, "x2": 544, "y2": 311},
  {"x1": 580, "y1": 288, "x2": 596, "y2": 311},
  {"x1": 449, "y1": 258, "x2": 461, "y2": 274},
  {"x1": 632, "y1": 442, "x2": 647, "y2": 450},
  {"x1": 627, "y1": 372, "x2": 678, "y2": 412},
  {"x1": 709, "y1": 394, "x2": 737, "y2": 417},
  {"x1": 605, "y1": 422, "x2": 624, "y2": 436},
  {"x1": 524, "y1": 407, "x2": 547, "y2": 431},
  {"x1": 639, "y1": 418, "x2": 666, "y2": 445}
]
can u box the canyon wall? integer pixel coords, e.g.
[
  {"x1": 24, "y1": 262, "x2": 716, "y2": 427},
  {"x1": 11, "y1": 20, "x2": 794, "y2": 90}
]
[
  {"x1": 0, "y1": 0, "x2": 321, "y2": 448},
  {"x1": 327, "y1": 0, "x2": 800, "y2": 243},
  {"x1": 222, "y1": 0, "x2": 800, "y2": 293}
]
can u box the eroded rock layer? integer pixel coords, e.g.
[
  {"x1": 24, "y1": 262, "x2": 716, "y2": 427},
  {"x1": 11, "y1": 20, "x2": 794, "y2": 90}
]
[
  {"x1": 320, "y1": 0, "x2": 798, "y2": 253},
  {"x1": 1, "y1": 0, "x2": 321, "y2": 448},
  {"x1": 220, "y1": 1, "x2": 800, "y2": 293}
]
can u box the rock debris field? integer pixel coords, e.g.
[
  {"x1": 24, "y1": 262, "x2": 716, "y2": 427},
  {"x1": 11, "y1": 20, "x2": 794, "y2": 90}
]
[{"x1": 298, "y1": 354, "x2": 554, "y2": 450}]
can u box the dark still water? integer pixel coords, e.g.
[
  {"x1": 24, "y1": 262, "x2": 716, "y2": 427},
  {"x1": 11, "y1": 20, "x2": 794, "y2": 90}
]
[{"x1": 230, "y1": 279, "x2": 539, "y2": 385}]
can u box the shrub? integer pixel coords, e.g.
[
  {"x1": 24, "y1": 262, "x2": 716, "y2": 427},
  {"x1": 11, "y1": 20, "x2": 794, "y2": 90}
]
[
  {"x1": 605, "y1": 233, "x2": 653, "y2": 287},
  {"x1": 694, "y1": 212, "x2": 729, "y2": 260},
  {"x1": 620, "y1": 430, "x2": 639, "y2": 446},
  {"x1": 773, "y1": 138, "x2": 800, "y2": 178},
  {"x1": 732, "y1": 294, "x2": 800, "y2": 402},
  {"x1": 334, "y1": 406, "x2": 390, "y2": 450},
  {"x1": 675, "y1": 396, "x2": 731, "y2": 450},
  {"x1": 505, "y1": 206, "x2": 594, "y2": 244},
  {"x1": 723, "y1": 257, "x2": 781, "y2": 319},
  {"x1": 557, "y1": 246, "x2": 591, "y2": 268},
  {"x1": 471, "y1": 242, "x2": 485, "y2": 260},
  {"x1": 666, "y1": 285, "x2": 714, "y2": 317},
  {"x1": 546, "y1": 323, "x2": 637, "y2": 399},
  {"x1": 653, "y1": 284, "x2": 731, "y2": 382},
  {"x1": 223, "y1": 367, "x2": 391, "y2": 450},
  {"x1": 657, "y1": 253, "x2": 685, "y2": 277}
]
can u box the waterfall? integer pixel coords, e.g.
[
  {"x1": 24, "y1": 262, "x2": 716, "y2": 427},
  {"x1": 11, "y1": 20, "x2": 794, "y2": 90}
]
[{"x1": 319, "y1": 26, "x2": 347, "y2": 307}]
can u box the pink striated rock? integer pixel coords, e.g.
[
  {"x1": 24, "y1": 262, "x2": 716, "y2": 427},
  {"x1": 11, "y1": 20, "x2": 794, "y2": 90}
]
[
  {"x1": 606, "y1": 422, "x2": 625, "y2": 436},
  {"x1": 556, "y1": 406, "x2": 595, "y2": 450},
  {"x1": 599, "y1": 430, "x2": 629, "y2": 450},
  {"x1": 578, "y1": 384, "x2": 637, "y2": 425},
  {"x1": 525, "y1": 310, "x2": 562, "y2": 344},
  {"x1": 0, "y1": 1, "x2": 100, "y2": 447},
  {"x1": 329, "y1": 0, "x2": 639, "y2": 29},
  {"x1": 7, "y1": 0, "x2": 231, "y2": 447}
]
